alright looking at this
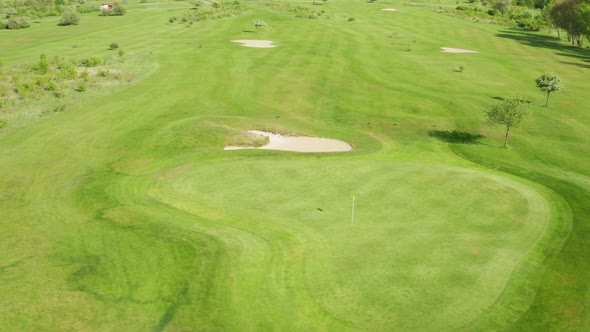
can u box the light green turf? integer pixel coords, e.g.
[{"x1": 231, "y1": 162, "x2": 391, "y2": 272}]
[{"x1": 0, "y1": 0, "x2": 588, "y2": 330}]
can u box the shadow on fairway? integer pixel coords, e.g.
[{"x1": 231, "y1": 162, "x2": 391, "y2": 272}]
[
  {"x1": 428, "y1": 130, "x2": 485, "y2": 144},
  {"x1": 492, "y1": 96, "x2": 532, "y2": 104},
  {"x1": 496, "y1": 29, "x2": 590, "y2": 66}
]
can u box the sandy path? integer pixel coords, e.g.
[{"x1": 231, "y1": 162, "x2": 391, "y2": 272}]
[
  {"x1": 225, "y1": 130, "x2": 352, "y2": 152},
  {"x1": 441, "y1": 47, "x2": 478, "y2": 53},
  {"x1": 232, "y1": 40, "x2": 276, "y2": 48}
]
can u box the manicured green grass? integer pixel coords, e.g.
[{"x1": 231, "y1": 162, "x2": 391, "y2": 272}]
[{"x1": 0, "y1": 0, "x2": 589, "y2": 330}]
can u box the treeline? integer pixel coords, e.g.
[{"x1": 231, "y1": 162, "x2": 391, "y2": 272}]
[
  {"x1": 448, "y1": 0, "x2": 590, "y2": 46},
  {"x1": 1, "y1": 0, "x2": 100, "y2": 20},
  {"x1": 548, "y1": 0, "x2": 590, "y2": 46}
]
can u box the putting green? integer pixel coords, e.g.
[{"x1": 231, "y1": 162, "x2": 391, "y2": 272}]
[
  {"x1": 146, "y1": 159, "x2": 550, "y2": 330},
  {"x1": 1, "y1": 0, "x2": 587, "y2": 328}
]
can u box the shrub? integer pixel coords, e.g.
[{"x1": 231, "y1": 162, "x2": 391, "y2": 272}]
[
  {"x1": 6, "y1": 16, "x2": 30, "y2": 29},
  {"x1": 60, "y1": 9, "x2": 80, "y2": 25},
  {"x1": 109, "y1": 42, "x2": 119, "y2": 50},
  {"x1": 80, "y1": 57, "x2": 102, "y2": 67},
  {"x1": 0, "y1": 119, "x2": 7, "y2": 129},
  {"x1": 77, "y1": 81, "x2": 87, "y2": 92},
  {"x1": 252, "y1": 19, "x2": 266, "y2": 29},
  {"x1": 80, "y1": 71, "x2": 89, "y2": 80},
  {"x1": 45, "y1": 79, "x2": 58, "y2": 91},
  {"x1": 78, "y1": 4, "x2": 100, "y2": 13},
  {"x1": 5, "y1": 8, "x2": 17, "y2": 18},
  {"x1": 58, "y1": 62, "x2": 78, "y2": 80},
  {"x1": 348, "y1": 17, "x2": 355, "y2": 21},
  {"x1": 118, "y1": 49, "x2": 125, "y2": 57},
  {"x1": 33, "y1": 54, "x2": 49, "y2": 75},
  {"x1": 17, "y1": 82, "x2": 36, "y2": 98},
  {"x1": 98, "y1": 69, "x2": 109, "y2": 77},
  {"x1": 112, "y1": 5, "x2": 126, "y2": 15}
]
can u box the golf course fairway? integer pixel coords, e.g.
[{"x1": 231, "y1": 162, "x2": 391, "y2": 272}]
[{"x1": 0, "y1": 0, "x2": 588, "y2": 330}]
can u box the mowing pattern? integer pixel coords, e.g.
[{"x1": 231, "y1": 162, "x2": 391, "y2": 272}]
[{"x1": 0, "y1": 0, "x2": 588, "y2": 330}]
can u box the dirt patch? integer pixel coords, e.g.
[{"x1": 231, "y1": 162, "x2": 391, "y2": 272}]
[
  {"x1": 381, "y1": 8, "x2": 399, "y2": 11},
  {"x1": 224, "y1": 130, "x2": 352, "y2": 152},
  {"x1": 441, "y1": 47, "x2": 478, "y2": 53},
  {"x1": 231, "y1": 40, "x2": 276, "y2": 48}
]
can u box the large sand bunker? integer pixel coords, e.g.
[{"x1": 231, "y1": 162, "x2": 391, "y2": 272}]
[
  {"x1": 441, "y1": 47, "x2": 478, "y2": 53},
  {"x1": 225, "y1": 130, "x2": 353, "y2": 152},
  {"x1": 381, "y1": 8, "x2": 399, "y2": 11},
  {"x1": 232, "y1": 40, "x2": 276, "y2": 48}
]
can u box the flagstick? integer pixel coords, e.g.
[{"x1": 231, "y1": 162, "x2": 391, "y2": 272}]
[{"x1": 351, "y1": 194, "x2": 356, "y2": 225}]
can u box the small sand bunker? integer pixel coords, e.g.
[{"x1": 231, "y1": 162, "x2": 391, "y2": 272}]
[
  {"x1": 232, "y1": 40, "x2": 276, "y2": 48},
  {"x1": 225, "y1": 130, "x2": 352, "y2": 153},
  {"x1": 441, "y1": 47, "x2": 478, "y2": 53},
  {"x1": 381, "y1": 8, "x2": 399, "y2": 11}
]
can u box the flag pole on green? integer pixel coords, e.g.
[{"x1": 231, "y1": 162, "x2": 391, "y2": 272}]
[{"x1": 351, "y1": 194, "x2": 356, "y2": 225}]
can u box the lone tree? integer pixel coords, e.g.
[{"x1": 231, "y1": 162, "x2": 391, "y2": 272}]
[
  {"x1": 60, "y1": 9, "x2": 80, "y2": 25},
  {"x1": 252, "y1": 20, "x2": 266, "y2": 30},
  {"x1": 535, "y1": 73, "x2": 562, "y2": 107},
  {"x1": 485, "y1": 98, "x2": 529, "y2": 147}
]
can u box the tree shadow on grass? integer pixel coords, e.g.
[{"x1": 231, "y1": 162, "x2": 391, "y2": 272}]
[
  {"x1": 495, "y1": 29, "x2": 590, "y2": 67},
  {"x1": 491, "y1": 96, "x2": 532, "y2": 103},
  {"x1": 428, "y1": 130, "x2": 485, "y2": 144}
]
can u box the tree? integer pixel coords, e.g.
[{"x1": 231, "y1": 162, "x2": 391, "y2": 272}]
[
  {"x1": 60, "y1": 9, "x2": 80, "y2": 25},
  {"x1": 492, "y1": 0, "x2": 513, "y2": 14},
  {"x1": 252, "y1": 20, "x2": 266, "y2": 29},
  {"x1": 549, "y1": 0, "x2": 588, "y2": 46},
  {"x1": 112, "y1": 5, "x2": 127, "y2": 15},
  {"x1": 485, "y1": 98, "x2": 529, "y2": 147},
  {"x1": 535, "y1": 73, "x2": 562, "y2": 107}
]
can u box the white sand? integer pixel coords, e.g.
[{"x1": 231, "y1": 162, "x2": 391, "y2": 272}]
[
  {"x1": 225, "y1": 130, "x2": 353, "y2": 153},
  {"x1": 381, "y1": 8, "x2": 398, "y2": 11},
  {"x1": 441, "y1": 47, "x2": 478, "y2": 53},
  {"x1": 232, "y1": 40, "x2": 276, "y2": 48}
]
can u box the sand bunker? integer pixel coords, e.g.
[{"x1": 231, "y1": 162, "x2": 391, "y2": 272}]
[
  {"x1": 381, "y1": 8, "x2": 399, "y2": 11},
  {"x1": 232, "y1": 40, "x2": 276, "y2": 48},
  {"x1": 441, "y1": 47, "x2": 478, "y2": 53},
  {"x1": 225, "y1": 130, "x2": 352, "y2": 152}
]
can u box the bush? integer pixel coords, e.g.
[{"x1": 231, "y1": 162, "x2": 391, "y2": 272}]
[
  {"x1": 33, "y1": 54, "x2": 49, "y2": 75},
  {"x1": 5, "y1": 8, "x2": 17, "y2": 18},
  {"x1": 0, "y1": 119, "x2": 7, "y2": 129},
  {"x1": 58, "y1": 62, "x2": 78, "y2": 80},
  {"x1": 102, "y1": 5, "x2": 126, "y2": 16},
  {"x1": 112, "y1": 5, "x2": 126, "y2": 15},
  {"x1": 109, "y1": 42, "x2": 119, "y2": 50},
  {"x1": 348, "y1": 17, "x2": 355, "y2": 21},
  {"x1": 60, "y1": 9, "x2": 80, "y2": 25},
  {"x1": 80, "y1": 57, "x2": 102, "y2": 67},
  {"x1": 78, "y1": 4, "x2": 100, "y2": 13},
  {"x1": 6, "y1": 16, "x2": 30, "y2": 29},
  {"x1": 77, "y1": 81, "x2": 87, "y2": 92}
]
